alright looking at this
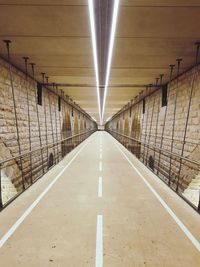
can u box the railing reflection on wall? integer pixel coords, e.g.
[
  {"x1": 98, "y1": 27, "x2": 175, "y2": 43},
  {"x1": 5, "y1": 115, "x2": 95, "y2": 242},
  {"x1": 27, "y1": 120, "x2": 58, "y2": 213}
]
[
  {"x1": 0, "y1": 129, "x2": 95, "y2": 210},
  {"x1": 108, "y1": 129, "x2": 200, "y2": 214}
]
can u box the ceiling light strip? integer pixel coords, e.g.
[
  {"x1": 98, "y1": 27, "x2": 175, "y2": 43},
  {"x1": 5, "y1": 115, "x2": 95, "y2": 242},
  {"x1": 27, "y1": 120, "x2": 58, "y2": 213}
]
[
  {"x1": 88, "y1": 0, "x2": 102, "y2": 123},
  {"x1": 101, "y1": 0, "x2": 120, "y2": 124}
]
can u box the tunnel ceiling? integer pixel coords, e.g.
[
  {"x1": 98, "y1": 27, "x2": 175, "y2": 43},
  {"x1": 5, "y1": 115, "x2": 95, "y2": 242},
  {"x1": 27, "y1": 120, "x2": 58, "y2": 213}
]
[{"x1": 0, "y1": 1, "x2": 200, "y2": 124}]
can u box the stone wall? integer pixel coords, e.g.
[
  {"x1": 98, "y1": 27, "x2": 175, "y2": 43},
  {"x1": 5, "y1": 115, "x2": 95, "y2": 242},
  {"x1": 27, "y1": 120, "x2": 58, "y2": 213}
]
[
  {"x1": 0, "y1": 57, "x2": 97, "y2": 206},
  {"x1": 106, "y1": 64, "x2": 200, "y2": 208}
]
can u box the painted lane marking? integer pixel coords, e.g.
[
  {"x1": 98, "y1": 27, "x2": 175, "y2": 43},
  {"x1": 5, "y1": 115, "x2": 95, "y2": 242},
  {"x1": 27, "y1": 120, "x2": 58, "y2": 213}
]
[
  {"x1": 95, "y1": 215, "x2": 103, "y2": 267},
  {"x1": 99, "y1": 161, "x2": 102, "y2": 172},
  {"x1": 0, "y1": 139, "x2": 90, "y2": 248},
  {"x1": 98, "y1": 177, "x2": 102, "y2": 197},
  {"x1": 112, "y1": 139, "x2": 200, "y2": 252},
  {"x1": 100, "y1": 153, "x2": 102, "y2": 160}
]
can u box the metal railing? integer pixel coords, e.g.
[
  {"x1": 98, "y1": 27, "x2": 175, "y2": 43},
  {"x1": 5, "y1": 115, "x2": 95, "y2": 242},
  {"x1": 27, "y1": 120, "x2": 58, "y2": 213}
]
[
  {"x1": 0, "y1": 129, "x2": 95, "y2": 210},
  {"x1": 108, "y1": 129, "x2": 200, "y2": 213}
]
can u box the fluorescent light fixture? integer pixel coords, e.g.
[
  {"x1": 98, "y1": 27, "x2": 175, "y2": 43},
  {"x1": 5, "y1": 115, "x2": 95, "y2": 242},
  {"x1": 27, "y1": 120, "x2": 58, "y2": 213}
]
[
  {"x1": 88, "y1": 0, "x2": 102, "y2": 124},
  {"x1": 106, "y1": 116, "x2": 111, "y2": 122},
  {"x1": 101, "y1": 0, "x2": 120, "y2": 124},
  {"x1": 92, "y1": 116, "x2": 97, "y2": 122}
]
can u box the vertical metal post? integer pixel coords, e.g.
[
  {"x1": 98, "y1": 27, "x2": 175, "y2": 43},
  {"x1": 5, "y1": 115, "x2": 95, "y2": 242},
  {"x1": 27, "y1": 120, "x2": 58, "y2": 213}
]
[
  {"x1": 168, "y1": 58, "x2": 182, "y2": 187},
  {"x1": 157, "y1": 65, "x2": 175, "y2": 176},
  {"x1": 23, "y1": 56, "x2": 33, "y2": 184},
  {"x1": 176, "y1": 43, "x2": 200, "y2": 192},
  {"x1": 43, "y1": 75, "x2": 49, "y2": 166},
  {"x1": 131, "y1": 103, "x2": 137, "y2": 155},
  {"x1": 141, "y1": 89, "x2": 146, "y2": 161},
  {"x1": 0, "y1": 164, "x2": 2, "y2": 209},
  {"x1": 41, "y1": 72, "x2": 45, "y2": 172},
  {"x1": 135, "y1": 103, "x2": 141, "y2": 158},
  {"x1": 3, "y1": 40, "x2": 25, "y2": 190},
  {"x1": 30, "y1": 63, "x2": 45, "y2": 174},
  {"x1": 78, "y1": 112, "x2": 81, "y2": 143},
  {"x1": 47, "y1": 84, "x2": 56, "y2": 165},
  {"x1": 53, "y1": 83, "x2": 59, "y2": 163},
  {"x1": 146, "y1": 80, "x2": 158, "y2": 165},
  {"x1": 153, "y1": 74, "x2": 163, "y2": 168},
  {"x1": 129, "y1": 104, "x2": 132, "y2": 137},
  {"x1": 143, "y1": 85, "x2": 151, "y2": 163},
  {"x1": 57, "y1": 86, "x2": 63, "y2": 159},
  {"x1": 63, "y1": 93, "x2": 68, "y2": 156},
  {"x1": 68, "y1": 98, "x2": 73, "y2": 152},
  {"x1": 134, "y1": 104, "x2": 139, "y2": 139},
  {"x1": 61, "y1": 90, "x2": 65, "y2": 157},
  {"x1": 198, "y1": 194, "x2": 200, "y2": 213}
]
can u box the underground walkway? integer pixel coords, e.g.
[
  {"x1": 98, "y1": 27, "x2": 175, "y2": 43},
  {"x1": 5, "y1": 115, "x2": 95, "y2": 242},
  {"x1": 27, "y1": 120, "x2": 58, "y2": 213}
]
[{"x1": 0, "y1": 131, "x2": 200, "y2": 267}]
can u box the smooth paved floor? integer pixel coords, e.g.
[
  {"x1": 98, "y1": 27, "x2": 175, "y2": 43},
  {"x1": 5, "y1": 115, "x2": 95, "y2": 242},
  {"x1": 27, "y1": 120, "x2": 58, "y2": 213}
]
[{"x1": 0, "y1": 131, "x2": 200, "y2": 267}]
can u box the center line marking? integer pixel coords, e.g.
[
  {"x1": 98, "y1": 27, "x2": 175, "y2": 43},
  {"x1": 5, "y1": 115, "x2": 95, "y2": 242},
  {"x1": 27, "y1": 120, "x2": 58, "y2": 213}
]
[
  {"x1": 98, "y1": 177, "x2": 102, "y2": 197},
  {"x1": 96, "y1": 215, "x2": 103, "y2": 267},
  {"x1": 112, "y1": 138, "x2": 200, "y2": 252},
  {"x1": 100, "y1": 153, "x2": 102, "y2": 159},
  {"x1": 99, "y1": 161, "x2": 102, "y2": 171}
]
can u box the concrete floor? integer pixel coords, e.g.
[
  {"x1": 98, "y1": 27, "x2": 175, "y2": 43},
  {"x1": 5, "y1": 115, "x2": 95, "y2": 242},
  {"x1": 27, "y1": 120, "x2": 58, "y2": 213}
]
[{"x1": 0, "y1": 131, "x2": 200, "y2": 267}]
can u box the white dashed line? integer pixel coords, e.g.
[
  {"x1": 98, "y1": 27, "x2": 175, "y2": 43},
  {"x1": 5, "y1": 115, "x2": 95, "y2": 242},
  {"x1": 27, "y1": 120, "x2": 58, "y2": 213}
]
[
  {"x1": 99, "y1": 161, "x2": 102, "y2": 171},
  {"x1": 98, "y1": 177, "x2": 102, "y2": 197},
  {"x1": 95, "y1": 215, "x2": 103, "y2": 267}
]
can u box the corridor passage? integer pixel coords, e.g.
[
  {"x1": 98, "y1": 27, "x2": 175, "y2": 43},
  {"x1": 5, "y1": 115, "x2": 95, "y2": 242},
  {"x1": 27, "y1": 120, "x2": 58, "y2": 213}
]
[{"x1": 0, "y1": 132, "x2": 200, "y2": 267}]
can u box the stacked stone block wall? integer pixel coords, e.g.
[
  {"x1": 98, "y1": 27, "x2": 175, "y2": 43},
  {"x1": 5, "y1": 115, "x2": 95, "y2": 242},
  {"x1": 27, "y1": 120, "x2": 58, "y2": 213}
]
[
  {"x1": 106, "y1": 64, "x2": 200, "y2": 208},
  {"x1": 0, "y1": 57, "x2": 97, "y2": 205}
]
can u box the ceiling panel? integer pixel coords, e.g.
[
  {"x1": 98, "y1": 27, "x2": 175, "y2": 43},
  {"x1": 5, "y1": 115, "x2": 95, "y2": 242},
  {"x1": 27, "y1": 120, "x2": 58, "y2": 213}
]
[
  {"x1": 0, "y1": 1, "x2": 100, "y2": 122},
  {"x1": 0, "y1": 1, "x2": 199, "y2": 124},
  {"x1": 0, "y1": 0, "x2": 86, "y2": 4},
  {"x1": 104, "y1": 3, "x2": 200, "y2": 122},
  {"x1": 121, "y1": 0, "x2": 200, "y2": 7}
]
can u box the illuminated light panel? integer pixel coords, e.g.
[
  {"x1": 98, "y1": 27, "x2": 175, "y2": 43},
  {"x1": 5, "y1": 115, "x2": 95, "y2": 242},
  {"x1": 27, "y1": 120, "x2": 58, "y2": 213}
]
[
  {"x1": 92, "y1": 116, "x2": 97, "y2": 122},
  {"x1": 106, "y1": 116, "x2": 111, "y2": 122},
  {"x1": 88, "y1": 0, "x2": 102, "y2": 123},
  {"x1": 102, "y1": 0, "x2": 120, "y2": 124}
]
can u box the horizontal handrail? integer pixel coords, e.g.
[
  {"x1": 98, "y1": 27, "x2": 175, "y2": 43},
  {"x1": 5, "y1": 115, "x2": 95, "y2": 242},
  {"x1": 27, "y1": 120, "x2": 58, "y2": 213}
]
[
  {"x1": 141, "y1": 131, "x2": 199, "y2": 146},
  {"x1": 0, "y1": 129, "x2": 95, "y2": 165},
  {"x1": 0, "y1": 128, "x2": 95, "y2": 210},
  {"x1": 108, "y1": 130, "x2": 200, "y2": 167},
  {"x1": 108, "y1": 129, "x2": 200, "y2": 213}
]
